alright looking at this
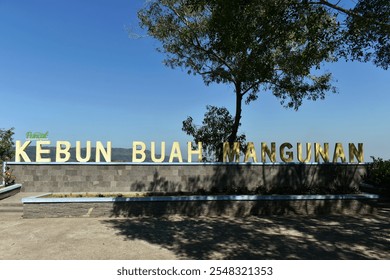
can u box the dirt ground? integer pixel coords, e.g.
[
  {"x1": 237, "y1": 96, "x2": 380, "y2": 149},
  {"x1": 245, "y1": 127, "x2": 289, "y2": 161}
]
[{"x1": 0, "y1": 208, "x2": 388, "y2": 260}]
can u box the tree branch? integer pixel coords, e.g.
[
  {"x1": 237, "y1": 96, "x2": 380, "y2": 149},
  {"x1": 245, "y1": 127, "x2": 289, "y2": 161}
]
[
  {"x1": 168, "y1": 4, "x2": 237, "y2": 82},
  {"x1": 309, "y1": 0, "x2": 389, "y2": 28}
]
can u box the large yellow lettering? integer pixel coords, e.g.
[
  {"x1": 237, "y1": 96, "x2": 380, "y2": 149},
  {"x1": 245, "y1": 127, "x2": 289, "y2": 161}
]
[
  {"x1": 261, "y1": 142, "x2": 276, "y2": 162},
  {"x1": 76, "y1": 141, "x2": 91, "y2": 162},
  {"x1": 151, "y1": 142, "x2": 165, "y2": 163},
  {"x1": 280, "y1": 143, "x2": 293, "y2": 163},
  {"x1": 349, "y1": 143, "x2": 364, "y2": 163},
  {"x1": 187, "y1": 142, "x2": 202, "y2": 162},
  {"x1": 333, "y1": 143, "x2": 346, "y2": 163},
  {"x1": 132, "y1": 141, "x2": 146, "y2": 163},
  {"x1": 36, "y1": 141, "x2": 51, "y2": 162},
  {"x1": 223, "y1": 142, "x2": 240, "y2": 162},
  {"x1": 314, "y1": 143, "x2": 329, "y2": 162},
  {"x1": 96, "y1": 141, "x2": 111, "y2": 162},
  {"x1": 56, "y1": 141, "x2": 71, "y2": 162},
  {"x1": 244, "y1": 142, "x2": 257, "y2": 162},
  {"x1": 169, "y1": 142, "x2": 183, "y2": 162},
  {"x1": 15, "y1": 140, "x2": 32, "y2": 162},
  {"x1": 297, "y1": 143, "x2": 312, "y2": 163}
]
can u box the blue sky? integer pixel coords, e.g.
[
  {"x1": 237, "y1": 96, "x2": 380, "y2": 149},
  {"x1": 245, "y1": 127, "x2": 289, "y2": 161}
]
[{"x1": 1, "y1": 0, "x2": 389, "y2": 161}]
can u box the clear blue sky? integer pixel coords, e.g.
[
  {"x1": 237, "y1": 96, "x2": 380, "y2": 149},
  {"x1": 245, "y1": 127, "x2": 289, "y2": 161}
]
[{"x1": 1, "y1": 0, "x2": 389, "y2": 161}]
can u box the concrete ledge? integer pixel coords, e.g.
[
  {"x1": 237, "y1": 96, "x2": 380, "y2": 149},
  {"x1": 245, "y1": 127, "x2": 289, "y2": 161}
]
[
  {"x1": 22, "y1": 193, "x2": 378, "y2": 218},
  {"x1": 360, "y1": 182, "x2": 390, "y2": 198},
  {"x1": 0, "y1": 184, "x2": 22, "y2": 200}
]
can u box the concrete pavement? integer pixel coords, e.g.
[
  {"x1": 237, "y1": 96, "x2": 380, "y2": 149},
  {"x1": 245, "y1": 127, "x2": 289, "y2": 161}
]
[{"x1": 0, "y1": 192, "x2": 389, "y2": 260}]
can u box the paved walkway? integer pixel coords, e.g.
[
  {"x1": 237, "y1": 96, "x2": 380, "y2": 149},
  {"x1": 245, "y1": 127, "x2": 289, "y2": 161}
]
[{"x1": 0, "y1": 192, "x2": 389, "y2": 260}]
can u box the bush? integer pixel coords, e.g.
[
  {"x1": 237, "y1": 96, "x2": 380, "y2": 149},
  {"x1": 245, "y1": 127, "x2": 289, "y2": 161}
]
[
  {"x1": 365, "y1": 157, "x2": 390, "y2": 187},
  {"x1": 0, "y1": 128, "x2": 15, "y2": 186},
  {"x1": 1, "y1": 166, "x2": 16, "y2": 186},
  {"x1": 0, "y1": 128, "x2": 14, "y2": 163}
]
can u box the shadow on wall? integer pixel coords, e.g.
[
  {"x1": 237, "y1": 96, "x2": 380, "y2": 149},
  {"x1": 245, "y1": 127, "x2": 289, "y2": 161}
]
[
  {"x1": 261, "y1": 163, "x2": 363, "y2": 194},
  {"x1": 110, "y1": 198, "x2": 376, "y2": 218},
  {"x1": 130, "y1": 169, "x2": 183, "y2": 192},
  {"x1": 189, "y1": 163, "x2": 365, "y2": 195},
  {"x1": 101, "y1": 213, "x2": 390, "y2": 260},
  {"x1": 110, "y1": 164, "x2": 371, "y2": 222},
  {"x1": 126, "y1": 164, "x2": 365, "y2": 194},
  {"x1": 106, "y1": 164, "x2": 386, "y2": 260}
]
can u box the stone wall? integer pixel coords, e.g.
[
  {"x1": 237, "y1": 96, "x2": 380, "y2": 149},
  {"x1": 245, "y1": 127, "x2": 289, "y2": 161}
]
[{"x1": 8, "y1": 162, "x2": 367, "y2": 193}]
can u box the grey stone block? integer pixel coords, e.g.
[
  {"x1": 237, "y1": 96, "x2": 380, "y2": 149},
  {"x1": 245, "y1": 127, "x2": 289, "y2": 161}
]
[{"x1": 9, "y1": 163, "x2": 367, "y2": 193}]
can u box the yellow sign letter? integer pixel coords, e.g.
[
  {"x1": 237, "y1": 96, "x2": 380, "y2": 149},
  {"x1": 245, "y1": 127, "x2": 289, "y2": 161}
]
[
  {"x1": 36, "y1": 141, "x2": 51, "y2": 163},
  {"x1": 169, "y1": 142, "x2": 183, "y2": 163},
  {"x1": 349, "y1": 143, "x2": 364, "y2": 163},
  {"x1": 151, "y1": 142, "x2": 165, "y2": 163},
  {"x1": 223, "y1": 142, "x2": 240, "y2": 162},
  {"x1": 15, "y1": 140, "x2": 32, "y2": 162},
  {"x1": 261, "y1": 142, "x2": 276, "y2": 162},
  {"x1": 96, "y1": 141, "x2": 111, "y2": 162},
  {"x1": 76, "y1": 141, "x2": 91, "y2": 162},
  {"x1": 244, "y1": 142, "x2": 258, "y2": 162},
  {"x1": 280, "y1": 143, "x2": 293, "y2": 163},
  {"x1": 187, "y1": 142, "x2": 202, "y2": 163},
  {"x1": 333, "y1": 143, "x2": 346, "y2": 163},
  {"x1": 132, "y1": 141, "x2": 146, "y2": 163},
  {"x1": 56, "y1": 141, "x2": 71, "y2": 162}
]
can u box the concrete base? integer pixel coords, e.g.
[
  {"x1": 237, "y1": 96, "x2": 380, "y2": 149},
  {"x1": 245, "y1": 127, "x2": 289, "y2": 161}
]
[
  {"x1": 0, "y1": 184, "x2": 22, "y2": 200},
  {"x1": 22, "y1": 194, "x2": 378, "y2": 218}
]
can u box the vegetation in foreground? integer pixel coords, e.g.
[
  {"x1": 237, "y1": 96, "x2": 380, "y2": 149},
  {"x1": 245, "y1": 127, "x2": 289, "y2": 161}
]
[
  {"x1": 0, "y1": 128, "x2": 15, "y2": 186},
  {"x1": 365, "y1": 157, "x2": 390, "y2": 187}
]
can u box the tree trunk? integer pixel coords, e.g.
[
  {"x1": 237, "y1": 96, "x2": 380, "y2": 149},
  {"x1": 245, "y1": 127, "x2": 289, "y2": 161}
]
[
  {"x1": 217, "y1": 82, "x2": 242, "y2": 162},
  {"x1": 228, "y1": 82, "x2": 243, "y2": 144}
]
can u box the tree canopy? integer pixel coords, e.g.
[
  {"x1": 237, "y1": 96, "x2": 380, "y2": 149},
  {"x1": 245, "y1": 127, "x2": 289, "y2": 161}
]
[
  {"x1": 0, "y1": 128, "x2": 15, "y2": 186},
  {"x1": 138, "y1": 0, "x2": 389, "y2": 159},
  {"x1": 182, "y1": 105, "x2": 246, "y2": 161},
  {"x1": 0, "y1": 128, "x2": 14, "y2": 164},
  {"x1": 320, "y1": 0, "x2": 389, "y2": 69}
]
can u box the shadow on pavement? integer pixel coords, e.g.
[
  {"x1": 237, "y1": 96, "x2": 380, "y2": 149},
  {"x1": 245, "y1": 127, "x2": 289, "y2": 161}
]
[{"x1": 102, "y1": 212, "x2": 390, "y2": 260}]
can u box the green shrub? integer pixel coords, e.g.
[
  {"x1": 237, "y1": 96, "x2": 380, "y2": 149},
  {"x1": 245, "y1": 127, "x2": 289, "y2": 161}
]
[
  {"x1": 365, "y1": 157, "x2": 390, "y2": 187},
  {"x1": 1, "y1": 166, "x2": 16, "y2": 186},
  {"x1": 0, "y1": 128, "x2": 15, "y2": 186},
  {"x1": 0, "y1": 128, "x2": 14, "y2": 163}
]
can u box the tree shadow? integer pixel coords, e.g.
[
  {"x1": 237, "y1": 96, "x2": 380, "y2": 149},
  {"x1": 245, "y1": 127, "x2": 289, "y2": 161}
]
[
  {"x1": 105, "y1": 163, "x2": 386, "y2": 259},
  {"x1": 185, "y1": 163, "x2": 366, "y2": 195},
  {"x1": 120, "y1": 163, "x2": 366, "y2": 195},
  {"x1": 258, "y1": 163, "x2": 364, "y2": 195},
  {"x1": 111, "y1": 163, "x2": 375, "y2": 223},
  {"x1": 130, "y1": 169, "x2": 183, "y2": 192},
  {"x1": 101, "y1": 212, "x2": 390, "y2": 259}
]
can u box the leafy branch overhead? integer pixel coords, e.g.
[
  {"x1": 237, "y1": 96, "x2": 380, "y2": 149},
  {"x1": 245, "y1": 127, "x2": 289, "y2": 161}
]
[{"x1": 138, "y1": 0, "x2": 389, "y2": 155}]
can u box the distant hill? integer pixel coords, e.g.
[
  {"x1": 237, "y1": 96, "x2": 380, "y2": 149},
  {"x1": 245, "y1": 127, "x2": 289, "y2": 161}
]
[{"x1": 19, "y1": 146, "x2": 169, "y2": 162}]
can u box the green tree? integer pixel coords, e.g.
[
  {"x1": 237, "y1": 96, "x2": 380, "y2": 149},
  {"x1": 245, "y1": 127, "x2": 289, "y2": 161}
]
[
  {"x1": 0, "y1": 128, "x2": 15, "y2": 186},
  {"x1": 316, "y1": 0, "x2": 389, "y2": 69},
  {"x1": 182, "y1": 105, "x2": 246, "y2": 161},
  {"x1": 0, "y1": 128, "x2": 14, "y2": 163},
  {"x1": 138, "y1": 0, "x2": 389, "y2": 154}
]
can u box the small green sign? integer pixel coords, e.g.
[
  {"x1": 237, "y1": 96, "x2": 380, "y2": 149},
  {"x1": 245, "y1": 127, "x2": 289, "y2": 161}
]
[{"x1": 26, "y1": 131, "x2": 49, "y2": 140}]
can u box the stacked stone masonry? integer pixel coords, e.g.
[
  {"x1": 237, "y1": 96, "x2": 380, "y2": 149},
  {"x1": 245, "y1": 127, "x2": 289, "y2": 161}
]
[{"x1": 8, "y1": 163, "x2": 367, "y2": 193}]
